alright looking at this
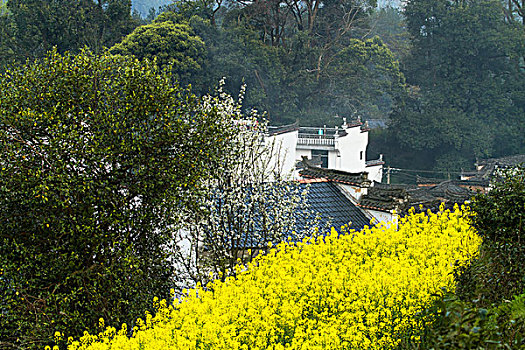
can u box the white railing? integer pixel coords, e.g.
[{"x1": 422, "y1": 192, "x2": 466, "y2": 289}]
[{"x1": 297, "y1": 136, "x2": 336, "y2": 146}]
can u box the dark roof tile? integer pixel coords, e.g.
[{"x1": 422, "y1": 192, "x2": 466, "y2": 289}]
[
  {"x1": 299, "y1": 158, "x2": 371, "y2": 186},
  {"x1": 267, "y1": 122, "x2": 300, "y2": 136},
  {"x1": 297, "y1": 182, "x2": 370, "y2": 232},
  {"x1": 359, "y1": 180, "x2": 475, "y2": 213},
  {"x1": 358, "y1": 186, "x2": 409, "y2": 211}
]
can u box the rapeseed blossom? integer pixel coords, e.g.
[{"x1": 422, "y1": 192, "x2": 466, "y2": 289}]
[{"x1": 69, "y1": 204, "x2": 481, "y2": 350}]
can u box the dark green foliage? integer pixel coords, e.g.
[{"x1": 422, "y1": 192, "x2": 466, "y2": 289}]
[
  {"x1": 107, "y1": 1, "x2": 405, "y2": 125},
  {"x1": 135, "y1": 13, "x2": 298, "y2": 124},
  {"x1": 455, "y1": 244, "x2": 525, "y2": 306},
  {"x1": 456, "y1": 165, "x2": 525, "y2": 304},
  {"x1": 368, "y1": 6, "x2": 411, "y2": 62},
  {"x1": 5, "y1": 0, "x2": 140, "y2": 61},
  {"x1": 471, "y1": 166, "x2": 525, "y2": 245},
  {"x1": 0, "y1": 50, "x2": 230, "y2": 349},
  {"x1": 398, "y1": 293, "x2": 525, "y2": 349},
  {"x1": 389, "y1": 0, "x2": 525, "y2": 171},
  {"x1": 109, "y1": 20, "x2": 206, "y2": 84},
  {"x1": 0, "y1": 1, "x2": 16, "y2": 71},
  {"x1": 190, "y1": 19, "x2": 295, "y2": 123},
  {"x1": 2, "y1": 0, "x2": 407, "y2": 126}
]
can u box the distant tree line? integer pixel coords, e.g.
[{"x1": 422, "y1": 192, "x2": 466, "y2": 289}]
[
  {"x1": 0, "y1": 0, "x2": 523, "y2": 169},
  {"x1": 0, "y1": 0, "x2": 407, "y2": 125},
  {"x1": 132, "y1": 0, "x2": 172, "y2": 18},
  {"x1": 387, "y1": 0, "x2": 525, "y2": 172}
]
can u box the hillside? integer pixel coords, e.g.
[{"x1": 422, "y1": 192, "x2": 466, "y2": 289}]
[{"x1": 132, "y1": 0, "x2": 172, "y2": 17}]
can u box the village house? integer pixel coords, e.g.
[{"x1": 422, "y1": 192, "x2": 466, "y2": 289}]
[
  {"x1": 266, "y1": 117, "x2": 384, "y2": 183},
  {"x1": 297, "y1": 158, "x2": 477, "y2": 227},
  {"x1": 254, "y1": 116, "x2": 486, "y2": 229}
]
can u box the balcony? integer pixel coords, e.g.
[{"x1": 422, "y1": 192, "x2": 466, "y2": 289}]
[
  {"x1": 297, "y1": 134, "x2": 335, "y2": 150},
  {"x1": 297, "y1": 135, "x2": 336, "y2": 147}
]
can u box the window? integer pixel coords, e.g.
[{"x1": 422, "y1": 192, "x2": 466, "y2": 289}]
[
  {"x1": 312, "y1": 149, "x2": 329, "y2": 168},
  {"x1": 360, "y1": 151, "x2": 363, "y2": 160}
]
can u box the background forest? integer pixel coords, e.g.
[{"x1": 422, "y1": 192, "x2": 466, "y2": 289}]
[{"x1": 0, "y1": 0, "x2": 524, "y2": 170}]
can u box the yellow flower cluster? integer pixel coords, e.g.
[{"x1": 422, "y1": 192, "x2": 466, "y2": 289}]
[{"x1": 69, "y1": 204, "x2": 481, "y2": 350}]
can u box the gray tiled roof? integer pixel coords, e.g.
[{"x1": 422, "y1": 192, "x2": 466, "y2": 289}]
[
  {"x1": 359, "y1": 186, "x2": 409, "y2": 211},
  {"x1": 359, "y1": 180, "x2": 475, "y2": 213},
  {"x1": 298, "y1": 158, "x2": 371, "y2": 186},
  {"x1": 479, "y1": 154, "x2": 525, "y2": 168},
  {"x1": 298, "y1": 182, "x2": 370, "y2": 233},
  {"x1": 472, "y1": 154, "x2": 525, "y2": 180},
  {"x1": 300, "y1": 167, "x2": 371, "y2": 186},
  {"x1": 267, "y1": 122, "x2": 299, "y2": 136},
  {"x1": 409, "y1": 180, "x2": 474, "y2": 202},
  {"x1": 219, "y1": 181, "x2": 371, "y2": 249},
  {"x1": 417, "y1": 175, "x2": 489, "y2": 188},
  {"x1": 457, "y1": 154, "x2": 525, "y2": 185}
]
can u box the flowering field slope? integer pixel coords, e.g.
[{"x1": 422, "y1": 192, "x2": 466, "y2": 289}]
[{"x1": 69, "y1": 205, "x2": 481, "y2": 350}]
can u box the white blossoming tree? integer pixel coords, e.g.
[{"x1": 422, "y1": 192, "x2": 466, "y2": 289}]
[{"x1": 174, "y1": 83, "x2": 321, "y2": 288}]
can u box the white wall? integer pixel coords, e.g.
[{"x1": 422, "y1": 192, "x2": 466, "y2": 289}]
[
  {"x1": 267, "y1": 122, "x2": 384, "y2": 183},
  {"x1": 337, "y1": 183, "x2": 368, "y2": 201},
  {"x1": 328, "y1": 150, "x2": 338, "y2": 169},
  {"x1": 368, "y1": 209, "x2": 398, "y2": 229},
  {"x1": 366, "y1": 164, "x2": 383, "y2": 183},
  {"x1": 266, "y1": 130, "x2": 298, "y2": 179},
  {"x1": 337, "y1": 126, "x2": 368, "y2": 173},
  {"x1": 296, "y1": 149, "x2": 311, "y2": 161}
]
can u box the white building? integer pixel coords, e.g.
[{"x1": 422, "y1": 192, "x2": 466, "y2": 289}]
[{"x1": 266, "y1": 117, "x2": 384, "y2": 183}]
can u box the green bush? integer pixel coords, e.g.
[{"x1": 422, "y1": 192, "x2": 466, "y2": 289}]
[
  {"x1": 455, "y1": 244, "x2": 525, "y2": 306},
  {"x1": 0, "y1": 50, "x2": 231, "y2": 349},
  {"x1": 457, "y1": 165, "x2": 525, "y2": 304},
  {"x1": 406, "y1": 293, "x2": 525, "y2": 349},
  {"x1": 471, "y1": 165, "x2": 525, "y2": 245}
]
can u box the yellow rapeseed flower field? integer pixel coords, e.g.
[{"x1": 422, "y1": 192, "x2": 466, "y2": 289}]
[{"x1": 68, "y1": 204, "x2": 481, "y2": 350}]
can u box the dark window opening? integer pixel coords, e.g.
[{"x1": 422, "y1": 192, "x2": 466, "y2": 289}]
[
  {"x1": 312, "y1": 149, "x2": 329, "y2": 168},
  {"x1": 360, "y1": 151, "x2": 363, "y2": 160}
]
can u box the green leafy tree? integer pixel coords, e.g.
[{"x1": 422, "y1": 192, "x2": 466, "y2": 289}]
[
  {"x1": 390, "y1": 0, "x2": 525, "y2": 171},
  {"x1": 99, "y1": 0, "x2": 142, "y2": 48},
  {"x1": 279, "y1": 34, "x2": 405, "y2": 125},
  {"x1": 313, "y1": 36, "x2": 405, "y2": 120},
  {"x1": 0, "y1": 0, "x2": 16, "y2": 71},
  {"x1": 125, "y1": 2, "x2": 404, "y2": 125},
  {"x1": 109, "y1": 19, "x2": 206, "y2": 84},
  {"x1": 0, "y1": 49, "x2": 232, "y2": 349},
  {"x1": 6, "y1": 0, "x2": 140, "y2": 60},
  {"x1": 147, "y1": 12, "x2": 294, "y2": 123},
  {"x1": 455, "y1": 166, "x2": 525, "y2": 305},
  {"x1": 188, "y1": 18, "x2": 293, "y2": 122},
  {"x1": 367, "y1": 6, "x2": 411, "y2": 63},
  {"x1": 471, "y1": 166, "x2": 525, "y2": 245}
]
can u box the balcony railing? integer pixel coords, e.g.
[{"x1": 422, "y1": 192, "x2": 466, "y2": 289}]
[{"x1": 297, "y1": 135, "x2": 336, "y2": 146}]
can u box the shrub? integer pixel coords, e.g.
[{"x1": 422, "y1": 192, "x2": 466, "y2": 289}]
[
  {"x1": 406, "y1": 165, "x2": 525, "y2": 350},
  {"x1": 0, "y1": 49, "x2": 232, "y2": 348},
  {"x1": 457, "y1": 165, "x2": 525, "y2": 304},
  {"x1": 401, "y1": 292, "x2": 525, "y2": 349},
  {"x1": 470, "y1": 165, "x2": 524, "y2": 245}
]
